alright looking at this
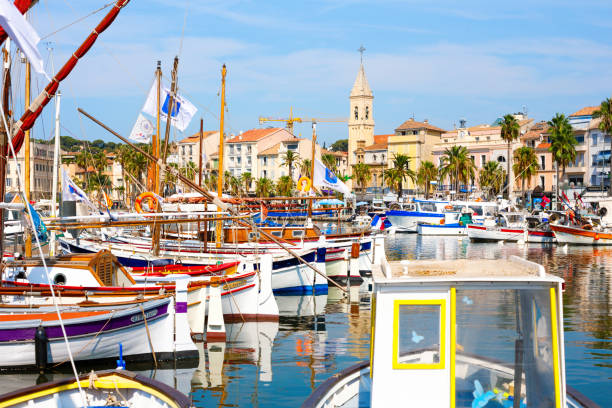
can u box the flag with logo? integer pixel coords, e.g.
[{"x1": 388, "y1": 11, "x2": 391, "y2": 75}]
[
  {"x1": 313, "y1": 158, "x2": 350, "y2": 195},
  {"x1": 540, "y1": 196, "x2": 550, "y2": 208},
  {"x1": 141, "y1": 78, "x2": 197, "y2": 132},
  {"x1": 129, "y1": 113, "x2": 154, "y2": 143},
  {"x1": 61, "y1": 168, "x2": 95, "y2": 209},
  {"x1": 0, "y1": 0, "x2": 48, "y2": 79}
]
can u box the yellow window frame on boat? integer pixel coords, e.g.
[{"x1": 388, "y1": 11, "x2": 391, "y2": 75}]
[{"x1": 392, "y1": 298, "x2": 446, "y2": 370}]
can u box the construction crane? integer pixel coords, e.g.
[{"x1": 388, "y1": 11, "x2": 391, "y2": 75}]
[{"x1": 258, "y1": 107, "x2": 347, "y2": 136}]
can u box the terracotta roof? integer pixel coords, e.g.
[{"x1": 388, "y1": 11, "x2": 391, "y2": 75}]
[
  {"x1": 396, "y1": 119, "x2": 445, "y2": 133},
  {"x1": 444, "y1": 119, "x2": 532, "y2": 136},
  {"x1": 76, "y1": 166, "x2": 95, "y2": 174},
  {"x1": 521, "y1": 121, "x2": 549, "y2": 140},
  {"x1": 322, "y1": 148, "x2": 347, "y2": 157},
  {"x1": 258, "y1": 143, "x2": 281, "y2": 156},
  {"x1": 364, "y1": 142, "x2": 388, "y2": 151},
  {"x1": 374, "y1": 134, "x2": 391, "y2": 144},
  {"x1": 226, "y1": 128, "x2": 282, "y2": 143},
  {"x1": 536, "y1": 142, "x2": 551, "y2": 149},
  {"x1": 570, "y1": 106, "x2": 599, "y2": 117},
  {"x1": 179, "y1": 131, "x2": 218, "y2": 144}
]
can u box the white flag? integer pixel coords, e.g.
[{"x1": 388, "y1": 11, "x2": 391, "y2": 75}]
[
  {"x1": 141, "y1": 78, "x2": 197, "y2": 132},
  {"x1": 313, "y1": 158, "x2": 350, "y2": 195},
  {"x1": 129, "y1": 113, "x2": 154, "y2": 143},
  {"x1": 0, "y1": 0, "x2": 48, "y2": 79},
  {"x1": 61, "y1": 168, "x2": 95, "y2": 209}
]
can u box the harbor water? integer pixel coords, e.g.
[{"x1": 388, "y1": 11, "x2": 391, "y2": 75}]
[{"x1": 1, "y1": 235, "x2": 610, "y2": 406}]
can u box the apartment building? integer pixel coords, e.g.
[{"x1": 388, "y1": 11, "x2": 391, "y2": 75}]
[
  {"x1": 362, "y1": 134, "x2": 389, "y2": 189},
  {"x1": 258, "y1": 138, "x2": 322, "y2": 184},
  {"x1": 6, "y1": 141, "x2": 55, "y2": 201}
]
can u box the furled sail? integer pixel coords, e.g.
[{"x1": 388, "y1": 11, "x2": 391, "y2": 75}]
[{"x1": 7, "y1": 0, "x2": 131, "y2": 155}]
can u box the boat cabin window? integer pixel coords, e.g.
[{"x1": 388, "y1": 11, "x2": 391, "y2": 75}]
[
  {"x1": 53, "y1": 273, "x2": 66, "y2": 285},
  {"x1": 506, "y1": 214, "x2": 523, "y2": 224},
  {"x1": 454, "y1": 288, "x2": 559, "y2": 408},
  {"x1": 292, "y1": 230, "x2": 304, "y2": 238},
  {"x1": 393, "y1": 300, "x2": 445, "y2": 369},
  {"x1": 419, "y1": 202, "x2": 437, "y2": 212},
  {"x1": 271, "y1": 231, "x2": 282, "y2": 238},
  {"x1": 469, "y1": 206, "x2": 483, "y2": 216},
  {"x1": 248, "y1": 232, "x2": 261, "y2": 240}
]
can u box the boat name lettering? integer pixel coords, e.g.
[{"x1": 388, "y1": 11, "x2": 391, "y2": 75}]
[
  {"x1": 131, "y1": 308, "x2": 158, "y2": 323},
  {"x1": 223, "y1": 279, "x2": 247, "y2": 291}
]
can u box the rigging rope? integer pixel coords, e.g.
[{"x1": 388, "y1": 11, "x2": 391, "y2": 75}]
[{"x1": 41, "y1": 2, "x2": 116, "y2": 40}]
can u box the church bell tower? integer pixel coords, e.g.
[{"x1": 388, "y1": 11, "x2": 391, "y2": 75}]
[{"x1": 347, "y1": 45, "x2": 374, "y2": 190}]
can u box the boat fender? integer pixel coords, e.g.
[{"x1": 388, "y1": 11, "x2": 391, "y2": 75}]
[
  {"x1": 594, "y1": 233, "x2": 600, "y2": 241},
  {"x1": 444, "y1": 205, "x2": 453, "y2": 210},
  {"x1": 34, "y1": 325, "x2": 48, "y2": 372},
  {"x1": 297, "y1": 176, "x2": 312, "y2": 192},
  {"x1": 350, "y1": 242, "x2": 360, "y2": 259},
  {"x1": 440, "y1": 218, "x2": 445, "y2": 225},
  {"x1": 135, "y1": 192, "x2": 159, "y2": 213}
]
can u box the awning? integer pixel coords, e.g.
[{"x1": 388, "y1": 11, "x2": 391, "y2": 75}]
[{"x1": 317, "y1": 199, "x2": 345, "y2": 206}]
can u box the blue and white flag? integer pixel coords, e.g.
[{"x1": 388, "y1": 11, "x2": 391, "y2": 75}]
[
  {"x1": 61, "y1": 168, "x2": 95, "y2": 208},
  {"x1": 313, "y1": 158, "x2": 350, "y2": 195},
  {"x1": 141, "y1": 78, "x2": 197, "y2": 132},
  {"x1": 129, "y1": 113, "x2": 154, "y2": 143}
]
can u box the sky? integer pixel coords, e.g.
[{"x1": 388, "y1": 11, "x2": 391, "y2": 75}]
[{"x1": 16, "y1": 0, "x2": 612, "y2": 148}]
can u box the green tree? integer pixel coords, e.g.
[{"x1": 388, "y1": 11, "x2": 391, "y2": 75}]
[
  {"x1": 223, "y1": 171, "x2": 232, "y2": 192},
  {"x1": 386, "y1": 154, "x2": 416, "y2": 199},
  {"x1": 500, "y1": 114, "x2": 521, "y2": 198},
  {"x1": 548, "y1": 113, "x2": 577, "y2": 207},
  {"x1": 275, "y1": 175, "x2": 294, "y2": 196},
  {"x1": 330, "y1": 139, "x2": 348, "y2": 152},
  {"x1": 255, "y1": 177, "x2": 274, "y2": 198},
  {"x1": 240, "y1": 172, "x2": 253, "y2": 195},
  {"x1": 321, "y1": 153, "x2": 337, "y2": 173},
  {"x1": 281, "y1": 150, "x2": 300, "y2": 180},
  {"x1": 180, "y1": 161, "x2": 198, "y2": 181},
  {"x1": 439, "y1": 146, "x2": 474, "y2": 195},
  {"x1": 513, "y1": 146, "x2": 539, "y2": 206},
  {"x1": 417, "y1": 161, "x2": 438, "y2": 199},
  {"x1": 300, "y1": 159, "x2": 311, "y2": 178},
  {"x1": 352, "y1": 163, "x2": 371, "y2": 192},
  {"x1": 75, "y1": 150, "x2": 93, "y2": 190},
  {"x1": 229, "y1": 176, "x2": 241, "y2": 196},
  {"x1": 479, "y1": 161, "x2": 506, "y2": 199},
  {"x1": 593, "y1": 98, "x2": 612, "y2": 195}
]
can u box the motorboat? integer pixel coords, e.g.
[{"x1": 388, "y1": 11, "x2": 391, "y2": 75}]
[
  {"x1": 467, "y1": 212, "x2": 526, "y2": 242},
  {"x1": 386, "y1": 200, "x2": 449, "y2": 232},
  {"x1": 302, "y1": 255, "x2": 600, "y2": 408}
]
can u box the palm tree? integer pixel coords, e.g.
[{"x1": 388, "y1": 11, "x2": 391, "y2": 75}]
[
  {"x1": 240, "y1": 172, "x2": 253, "y2": 195},
  {"x1": 281, "y1": 150, "x2": 300, "y2": 180},
  {"x1": 223, "y1": 170, "x2": 232, "y2": 192},
  {"x1": 548, "y1": 113, "x2": 577, "y2": 208},
  {"x1": 593, "y1": 98, "x2": 612, "y2": 195},
  {"x1": 180, "y1": 161, "x2": 197, "y2": 181},
  {"x1": 229, "y1": 176, "x2": 241, "y2": 196},
  {"x1": 513, "y1": 147, "x2": 539, "y2": 206},
  {"x1": 417, "y1": 161, "x2": 437, "y2": 199},
  {"x1": 206, "y1": 172, "x2": 218, "y2": 191},
  {"x1": 276, "y1": 175, "x2": 294, "y2": 196},
  {"x1": 75, "y1": 150, "x2": 93, "y2": 190},
  {"x1": 479, "y1": 161, "x2": 506, "y2": 200},
  {"x1": 321, "y1": 153, "x2": 337, "y2": 173},
  {"x1": 500, "y1": 114, "x2": 521, "y2": 198},
  {"x1": 255, "y1": 177, "x2": 274, "y2": 198},
  {"x1": 353, "y1": 163, "x2": 371, "y2": 193},
  {"x1": 387, "y1": 154, "x2": 416, "y2": 199},
  {"x1": 439, "y1": 146, "x2": 474, "y2": 195},
  {"x1": 383, "y1": 168, "x2": 400, "y2": 197},
  {"x1": 300, "y1": 159, "x2": 311, "y2": 178}
]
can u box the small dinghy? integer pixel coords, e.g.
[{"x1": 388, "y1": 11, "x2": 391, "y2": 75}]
[{"x1": 0, "y1": 369, "x2": 192, "y2": 407}]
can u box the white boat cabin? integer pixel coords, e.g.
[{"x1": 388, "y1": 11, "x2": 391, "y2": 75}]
[{"x1": 306, "y1": 257, "x2": 579, "y2": 407}]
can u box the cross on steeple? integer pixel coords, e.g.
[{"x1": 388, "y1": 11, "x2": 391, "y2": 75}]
[{"x1": 358, "y1": 45, "x2": 366, "y2": 64}]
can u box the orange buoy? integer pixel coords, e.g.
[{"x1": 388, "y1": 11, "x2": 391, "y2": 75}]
[
  {"x1": 134, "y1": 192, "x2": 159, "y2": 213},
  {"x1": 297, "y1": 176, "x2": 312, "y2": 192}
]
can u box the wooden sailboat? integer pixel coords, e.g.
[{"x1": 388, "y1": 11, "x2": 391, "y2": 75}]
[{"x1": 0, "y1": 369, "x2": 192, "y2": 408}]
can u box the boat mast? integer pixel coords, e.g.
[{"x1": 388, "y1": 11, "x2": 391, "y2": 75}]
[
  {"x1": 152, "y1": 57, "x2": 178, "y2": 256},
  {"x1": 307, "y1": 122, "x2": 316, "y2": 219},
  {"x1": 49, "y1": 91, "x2": 60, "y2": 257},
  {"x1": 148, "y1": 61, "x2": 161, "y2": 192},
  {"x1": 0, "y1": 40, "x2": 11, "y2": 259},
  {"x1": 198, "y1": 118, "x2": 203, "y2": 187},
  {"x1": 215, "y1": 65, "x2": 226, "y2": 248},
  {"x1": 23, "y1": 60, "x2": 31, "y2": 257}
]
